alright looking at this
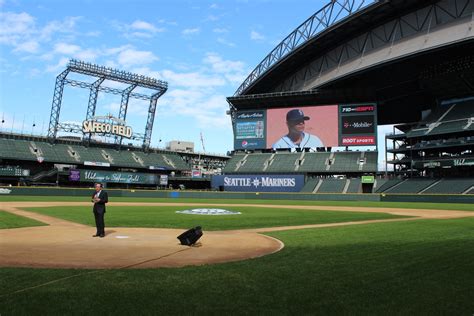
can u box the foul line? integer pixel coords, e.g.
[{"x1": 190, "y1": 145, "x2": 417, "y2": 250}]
[
  {"x1": 119, "y1": 247, "x2": 192, "y2": 269},
  {"x1": 0, "y1": 248, "x2": 192, "y2": 298}
]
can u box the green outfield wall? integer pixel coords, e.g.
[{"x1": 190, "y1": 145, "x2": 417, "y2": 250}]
[
  {"x1": 1, "y1": 186, "x2": 474, "y2": 203},
  {"x1": 379, "y1": 193, "x2": 474, "y2": 204}
]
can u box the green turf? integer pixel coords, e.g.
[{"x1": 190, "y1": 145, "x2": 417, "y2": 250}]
[
  {"x1": 1, "y1": 217, "x2": 473, "y2": 314},
  {"x1": 22, "y1": 205, "x2": 406, "y2": 230},
  {"x1": 1, "y1": 195, "x2": 473, "y2": 211},
  {"x1": 0, "y1": 211, "x2": 46, "y2": 229}
]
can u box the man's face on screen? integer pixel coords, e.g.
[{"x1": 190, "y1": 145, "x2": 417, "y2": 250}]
[{"x1": 287, "y1": 120, "x2": 305, "y2": 133}]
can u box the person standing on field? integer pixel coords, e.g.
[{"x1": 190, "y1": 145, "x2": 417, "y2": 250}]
[{"x1": 91, "y1": 183, "x2": 108, "y2": 238}]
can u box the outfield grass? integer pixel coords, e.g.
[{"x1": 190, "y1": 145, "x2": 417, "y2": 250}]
[
  {"x1": 1, "y1": 217, "x2": 473, "y2": 314},
  {"x1": 22, "y1": 205, "x2": 406, "y2": 230},
  {"x1": 0, "y1": 211, "x2": 46, "y2": 229},
  {"x1": 1, "y1": 195, "x2": 473, "y2": 211}
]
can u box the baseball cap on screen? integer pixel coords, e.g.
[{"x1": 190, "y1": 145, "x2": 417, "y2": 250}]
[{"x1": 286, "y1": 109, "x2": 310, "y2": 122}]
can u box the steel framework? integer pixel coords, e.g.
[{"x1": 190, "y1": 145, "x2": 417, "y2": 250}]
[
  {"x1": 273, "y1": 0, "x2": 474, "y2": 93},
  {"x1": 234, "y1": 0, "x2": 377, "y2": 96},
  {"x1": 47, "y1": 59, "x2": 168, "y2": 149}
]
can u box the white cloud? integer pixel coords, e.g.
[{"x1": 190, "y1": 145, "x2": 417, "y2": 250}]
[
  {"x1": 0, "y1": 11, "x2": 35, "y2": 35},
  {"x1": 117, "y1": 49, "x2": 158, "y2": 67},
  {"x1": 204, "y1": 53, "x2": 245, "y2": 73},
  {"x1": 0, "y1": 12, "x2": 82, "y2": 55},
  {"x1": 205, "y1": 15, "x2": 219, "y2": 22},
  {"x1": 195, "y1": 111, "x2": 230, "y2": 130},
  {"x1": 213, "y1": 28, "x2": 228, "y2": 33},
  {"x1": 39, "y1": 16, "x2": 81, "y2": 41},
  {"x1": 130, "y1": 20, "x2": 163, "y2": 33},
  {"x1": 159, "y1": 89, "x2": 230, "y2": 130},
  {"x1": 54, "y1": 42, "x2": 81, "y2": 55},
  {"x1": 161, "y1": 69, "x2": 225, "y2": 88},
  {"x1": 75, "y1": 48, "x2": 98, "y2": 62},
  {"x1": 217, "y1": 37, "x2": 235, "y2": 47},
  {"x1": 103, "y1": 45, "x2": 131, "y2": 56},
  {"x1": 127, "y1": 20, "x2": 165, "y2": 38},
  {"x1": 104, "y1": 100, "x2": 149, "y2": 117},
  {"x1": 131, "y1": 67, "x2": 163, "y2": 81},
  {"x1": 202, "y1": 53, "x2": 246, "y2": 84},
  {"x1": 182, "y1": 28, "x2": 200, "y2": 36},
  {"x1": 13, "y1": 40, "x2": 40, "y2": 53},
  {"x1": 86, "y1": 31, "x2": 101, "y2": 37},
  {"x1": 112, "y1": 20, "x2": 165, "y2": 39},
  {"x1": 0, "y1": 11, "x2": 35, "y2": 44},
  {"x1": 223, "y1": 72, "x2": 247, "y2": 85},
  {"x1": 158, "y1": 19, "x2": 178, "y2": 26},
  {"x1": 250, "y1": 30, "x2": 265, "y2": 41},
  {"x1": 46, "y1": 57, "x2": 69, "y2": 72}
]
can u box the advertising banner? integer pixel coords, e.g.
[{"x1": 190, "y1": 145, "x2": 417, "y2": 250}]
[
  {"x1": 192, "y1": 170, "x2": 202, "y2": 178},
  {"x1": 234, "y1": 110, "x2": 266, "y2": 150},
  {"x1": 84, "y1": 161, "x2": 111, "y2": 167},
  {"x1": 339, "y1": 103, "x2": 377, "y2": 146},
  {"x1": 77, "y1": 170, "x2": 157, "y2": 184},
  {"x1": 0, "y1": 167, "x2": 30, "y2": 177},
  {"x1": 211, "y1": 174, "x2": 304, "y2": 192},
  {"x1": 361, "y1": 175, "x2": 375, "y2": 183},
  {"x1": 159, "y1": 174, "x2": 169, "y2": 185},
  {"x1": 69, "y1": 169, "x2": 80, "y2": 181},
  {"x1": 413, "y1": 158, "x2": 474, "y2": 169}
]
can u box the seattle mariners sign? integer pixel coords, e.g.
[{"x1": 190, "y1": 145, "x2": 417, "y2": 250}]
[{"x1": 212, "y1": 175, "x2": 304, "y2": 192}]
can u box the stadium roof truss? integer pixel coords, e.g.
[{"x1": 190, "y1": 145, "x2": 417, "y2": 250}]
[
  {"x1": 234, "y1": 0, "x2": 474, "y2": 97},
  {"x1": 234, "y1": 0, "x2": 378, "y2": 96},
  {"x1": 47, "y1": 59, "x2": 168, "y2": 149}
]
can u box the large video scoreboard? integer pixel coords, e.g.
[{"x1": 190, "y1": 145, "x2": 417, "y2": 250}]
[{"x1": 233, "y1": 103, "x2": 377, "y2": 150}]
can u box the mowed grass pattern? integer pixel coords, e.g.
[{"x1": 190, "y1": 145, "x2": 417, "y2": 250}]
[
  {"x1": 22, "y1": 205, "x2": 407, "y2": 230},
  {"x1": 0, "y1": 211, "x2": 46, "y2": 229},
  {"x1": 1, "y1": 195, "x2": 474, "y2": 211},
  {"x1": 1, "y1": 218, "x2": 473, "y2": 314}
]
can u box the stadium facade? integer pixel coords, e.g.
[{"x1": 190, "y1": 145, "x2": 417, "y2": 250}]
[{"x1": 223, "y1": 0, "x2": 474, "y2": 194}]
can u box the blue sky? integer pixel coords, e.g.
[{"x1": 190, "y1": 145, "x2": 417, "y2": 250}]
[{"x1": 0, "y1": 0, "x2": 391, "y2": 167}]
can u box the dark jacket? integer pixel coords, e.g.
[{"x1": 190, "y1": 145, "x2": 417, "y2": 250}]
[{"x1": 92, "y1": 190, "x2": 108, "y2": 213}]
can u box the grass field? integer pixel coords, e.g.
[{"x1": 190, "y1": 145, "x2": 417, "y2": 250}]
[
  {"x1": 1, "y1": 197, "x2": 473, "y2": 314},
  {"x1": 0, "y1": 211, "x2": 46, "y2": 229},
  {"x1": 1, "y1": 195, "x2": 474, "y2": 211},
  {"x1": 22, "y1": 205, "x2": 407, "y2": 230}
]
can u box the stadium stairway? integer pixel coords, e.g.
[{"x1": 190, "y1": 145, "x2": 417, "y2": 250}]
[{"x1": 29, "y1": 168, "x2": 58, "y2": 182}]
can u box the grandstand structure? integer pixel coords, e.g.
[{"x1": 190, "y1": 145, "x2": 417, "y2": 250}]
[
  {"x1": 223, "y1": 0, "x2": 474, "y2": 194},
  {"x1": 0, "y1": 131, "x2": 229, "y2": 189},
  {"x1": 385, "y1": 97, "x2": 473, "y2": 191}
]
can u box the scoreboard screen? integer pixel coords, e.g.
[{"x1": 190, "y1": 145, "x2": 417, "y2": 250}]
[{"x1": 232, "y1": 103, "x2": 377, "y2": 150}]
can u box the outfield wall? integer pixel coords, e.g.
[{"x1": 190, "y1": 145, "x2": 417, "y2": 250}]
[{"x1": 1, "y1": 186, "x2": 474, "y2": 203}]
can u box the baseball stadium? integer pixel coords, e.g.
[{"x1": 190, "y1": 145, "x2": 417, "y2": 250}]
[{"x1": 1, "y1": 0, "x2": 474, "y2": 314}]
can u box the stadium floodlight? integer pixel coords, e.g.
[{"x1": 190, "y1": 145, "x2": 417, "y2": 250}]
[{"x1": 47, "y1": 59, "x2": 168, "y2": 149}]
